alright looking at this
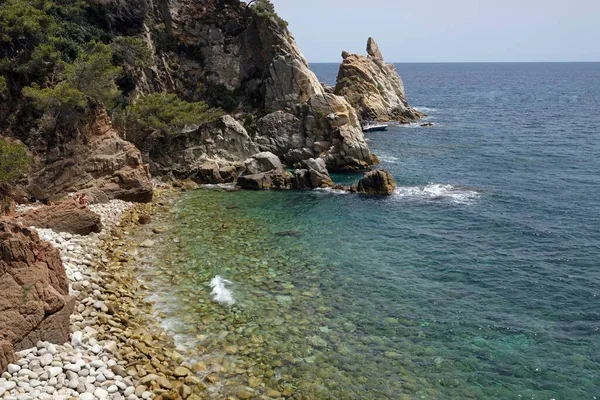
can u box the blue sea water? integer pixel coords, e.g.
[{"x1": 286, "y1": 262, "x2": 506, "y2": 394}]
[{"x1": 147, "y1": 63, "x2": 600, "y2": 399}]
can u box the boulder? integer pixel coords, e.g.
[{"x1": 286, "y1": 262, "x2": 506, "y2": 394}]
[
  {"x1": 27, "y1": 108, "x2": 153, "y2": 203},
  {"x1": 147, "y1": 115, "x2": 260, "y2": 178},
  {"x1": 244, "y1": 152, "x2": 283, "y2": 174},
  {"x1": 0, "y1": 184, "x2": 15, "y2": 217},
  {"x1": 237, "y1": 171, "x2": 292, "y2": 190},
  {"x1": 291, "y1": 169, "x2": 311, "y2": 190},
  {"x1": 305, "y1": 158, "x2": 333, "y2": 188},
  {"x1": 0, "y1": 220, "x2": 74, "y2": 372},
  {"x1": 356, "y1": 169, "x2": 397, "y2": 195},
  {"x1": 194, "y1": 161, "x2": 224, "y2": 184},
  {"x1": 334, "y1": 38, "x2": 423, "y2": 123},
  {"x1": 18, "y1": 200, "x2": 103, "y2": 235},
  {"x1": 0, "y1": 340, "x2": 15, "y2": 374}
]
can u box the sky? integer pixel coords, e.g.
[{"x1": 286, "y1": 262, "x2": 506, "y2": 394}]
[{"x1": 270, "y1": 0, "x2": 600, "y2": 63}]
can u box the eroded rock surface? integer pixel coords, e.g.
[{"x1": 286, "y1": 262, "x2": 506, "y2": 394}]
[
  {"x1": 18, "y1": 200, "x2": 103, "y2": 235},
  {"x1": 0, "y1": 220, "x2": 74, "y2": 371},
  {"x1": 335, "y1": 38, "x2": 423, "y2": 123},
  {"x1": 27, "y1": 109, "x2": 153, "y2": 203},
  {"x1": 355, "y1": 169, "x2": 397, "y2": 195}
]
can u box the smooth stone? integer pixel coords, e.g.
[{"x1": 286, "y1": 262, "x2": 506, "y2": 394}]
[
  {"x1": 7, "y1": 364, "x2": 20, "y2": 374},
  {"x1": 40, "y1": 354, "x2": 53, "y2": 366},
  {"x1": 94, "y1": 387, "x2": 109, "y2": 399},
  {"x1": 80, "y1": 393, "x2": 95, "y2": 400}
]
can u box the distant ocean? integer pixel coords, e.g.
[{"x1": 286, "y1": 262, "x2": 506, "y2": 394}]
[{"x1": 142, "y1": 63, "x2": 600, "y2": 399}]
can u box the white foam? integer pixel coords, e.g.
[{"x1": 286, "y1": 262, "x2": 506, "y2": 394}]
[
  {"x1": 210, "y1": 275, "x2": 236, "y2": 306},
  {"x1": 377, "y1": 154, "x2": 399, "y2": 164},
  {"x1": 393, "y1": 183, "x2": 480, "y2": 204},
  {"x1": 313, "y1": 187, "x2": 351, "y2": 195},
  {"x1": 415, "y1": 106, "x2": 438, "y2": 113},
  {"x1": 201, "y1": 183, "x2": 237, "y2": 190}
]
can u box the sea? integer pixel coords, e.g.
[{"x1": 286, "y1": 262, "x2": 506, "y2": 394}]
[{"x1": 139, "y1": 63, "x2": 600, "y2": 399}]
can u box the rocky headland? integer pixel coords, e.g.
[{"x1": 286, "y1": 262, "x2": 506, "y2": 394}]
[{"x1": 335, "y1": 38, "x2": 423, "y2": 123}]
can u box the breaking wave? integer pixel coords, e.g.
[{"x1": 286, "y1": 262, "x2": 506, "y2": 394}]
[
  {"x1": 393, "y1": 184, "x2": 480, "y2": 204},
  {"x1": 210, "y1": 275, "x2": 236, "y2": 305},
  {"x1": 415, "y1": 106, "x2": 438, "y2": 113}
]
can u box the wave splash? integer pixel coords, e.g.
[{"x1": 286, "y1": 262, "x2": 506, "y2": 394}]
[
  {"x1": 210, "y1": 275, "x2": 236, "y2": 306},
  {"x1": 394, "y1": 183, "x2": 480, "y2": 204}
]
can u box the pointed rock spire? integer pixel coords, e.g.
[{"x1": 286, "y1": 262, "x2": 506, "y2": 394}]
[{"x1": 366, "y1": 37, "x2": 383, "y2": 60}]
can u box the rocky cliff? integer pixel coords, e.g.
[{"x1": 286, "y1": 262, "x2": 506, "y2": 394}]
[
  {"x1": 335, "y1": 38, "x2": 423, "y2": 123},
  {"x1": 0, "y1": 220, "x2": 74, "y2": 370}
]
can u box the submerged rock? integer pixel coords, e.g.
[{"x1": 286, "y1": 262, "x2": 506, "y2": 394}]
[
  {"x1": 355, "y1": 169, "x2": 397, "y2": 195},
  {"x1": 335, "y1": 38, "x2": 423, "y2": 123}
]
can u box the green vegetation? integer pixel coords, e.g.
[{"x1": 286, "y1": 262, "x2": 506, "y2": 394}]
[
  {"x1": 119, "y1": 92, "x2": 223, "y2": 145},
  {"x1": 111, "y1": 36, "x2": 152, "y2": 68},
  {"x1": 250, "y1": 0, "x2": 288, "y2": 28},
  {"x1": 0, "y1": 138, "x2": 32, "y2": 184}
]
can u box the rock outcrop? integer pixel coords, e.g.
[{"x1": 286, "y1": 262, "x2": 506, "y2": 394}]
[
  {"x1": 0, "y1": 184, "x2": 16, "y2": 217},
  {"x1": 355, "y1": 169, "x2": 397, "y2": 195},
  {"x1": 27, "y1": 109, "x2": 153, "y2": 203},
  {"x1": 335, "y1": 38, "x2": 423, "y2": 123},
  {"x1": 18, "y1": 200, "x2": 103, "y2": 235},
  {"x1": 0, "y1": 220, "x2": 74, "y2": 370},
  {"x1": 305, "y1": 158, "x2": 333, "y2": 188},
  {"x1": 237, "y1": 171, "x2": 293, "y2": 191}
]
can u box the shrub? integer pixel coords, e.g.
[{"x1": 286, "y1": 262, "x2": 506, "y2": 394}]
[
  {"x1": 120, "y1": 92, "x2": 224, "y2": 145},
  {"x1": 22, "y1": 82, "x2": 87, "y2": 115},
  {"x1": 111, "y1": 36, "x2": 152, "y2": 68},
  {"x1": 250, "y1": 0, "x2": 288, "y2": 28},
  {"x1": 0, "y1": 138, "x2": 31, "y2": 184}
]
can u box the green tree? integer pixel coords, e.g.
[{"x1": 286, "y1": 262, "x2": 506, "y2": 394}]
[
  {"x1": 120, "y1": 92, "x2": 224, "y2": 145},
  {"x1": 111, "y1": 36, "x2": 152, "y2": 68},
  {"x1": 0, "y1": 138, "x2": 31, "y2": 184},
  {"x1": 22, "y1": 82, "x2": 87, "y2": 116}
]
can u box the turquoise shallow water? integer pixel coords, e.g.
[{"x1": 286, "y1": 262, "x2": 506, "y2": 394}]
[{"x1": 147, "y1": 63, "x2": 600, "y2": 399}]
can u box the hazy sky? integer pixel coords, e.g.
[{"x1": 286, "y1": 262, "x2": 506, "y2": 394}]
[{"x1": 270, "y1": 0, "x2": 600, "y2": 62}]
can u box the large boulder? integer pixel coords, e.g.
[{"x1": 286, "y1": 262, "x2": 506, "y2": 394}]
[
  {"x1": 334, "y1": 38, "x2": 423, "y2": 123},
  {"x1": 147, "y1": 115, "x2": 259, "y2": 178},
  {"x1": 305, "y1": 158, "x2": 333, "y2": 188},
  {"x1": 237, "y1": 171, "x2": 292, "y2": 190},
  {"x1": 355, "y1": 169, "x2": 397, "y2": 195},
  {"x1": 0, "y1": 220, "x2": 74, "y2": 372},
  {"x1": 255, "y1": 111, "x2": 306, "y2": 158},
  {"x1": 0, "y1": 184, "x2": 15, "y2": 217},
  {"x1": 244, "y1": 152, "x2": 283, "y2": 174},
  {"x1": 18, "y1": 200, "x2": 103, "y2": 235},
  {"x1": 27, "y1": 109, "x2": 153, "y2": 203}
]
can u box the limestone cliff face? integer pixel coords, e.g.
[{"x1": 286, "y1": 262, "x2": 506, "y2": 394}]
[
  {"x1": 334, "y1": 38, "x2": 423, "y2": 123},
  {"x1": 0, "y1": 220, "x2": 74, "y2": 371},
  {"x1": 138, "y1": 0, "x2": 376, "y2": 172},
  {"x1": 27, "y1": 109, "x2": 153, "y2": 203}
]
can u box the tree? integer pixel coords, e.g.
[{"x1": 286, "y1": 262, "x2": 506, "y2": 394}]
[
  {"x1": 0, "y1": 138, "x2": 31, "y2": 184},
  {"x1": 120, "y1": 92, "x2": 224, "y2": 146}
]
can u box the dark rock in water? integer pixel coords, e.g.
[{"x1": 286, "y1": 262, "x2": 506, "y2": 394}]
[
  {"x1": 420, "y1": 122, "x2": 434, "y2": 127},
  {"x1": 306, "y1": 158, "x2": 333, "y2": 188},
  {"x1": 292, "y1": 169, "x2": 311, "y2": 190},
  {"x1": 218, "y1": 165, "x2": 238, "y2": 183},
  {"x1": 275, "y1": 230, "x2": 301, "y2": 237},
  {"x1": 237, "y1": 171, "x2": 292, "y2": 190},
  {"x1": 195, "y1": 161, "x2": 224, "y2": 184},
  {"x1": 225, "y1": 205, "x2": 239, "y2": 210},
  {"x1": 18, "y1": 200, "x2": 103, "y2": 235},
  {"x1": 356, "y1": 169, "x2": 397, "y2": 195}
]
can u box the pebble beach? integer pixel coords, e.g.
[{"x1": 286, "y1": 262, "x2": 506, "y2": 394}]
[{"x1": 1, "y1": 192, "x2": 204, "y2": 400}]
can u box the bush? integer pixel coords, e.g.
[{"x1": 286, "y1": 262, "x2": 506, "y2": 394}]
[
  {"x1": 111, "y1": 36, "x2": 152, "y2": 68},
  {"x1": 250, "y1": 0, "x2": 288, "y2": 28},
  {"x1": 0, "y1": 138, "x2": 31, "y2": 184},
  {"x1": 22, "y1": 82, "x2": 87, "y2": 114}
]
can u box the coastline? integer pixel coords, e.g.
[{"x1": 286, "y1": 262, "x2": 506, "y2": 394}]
[{"x1": 1, "y1": 186, "x2": 206, "y2": 400}]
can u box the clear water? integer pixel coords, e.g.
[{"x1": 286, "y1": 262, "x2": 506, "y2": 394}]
[{"x1": 144, "y1": 63, "x2": 600, "y2": 399}]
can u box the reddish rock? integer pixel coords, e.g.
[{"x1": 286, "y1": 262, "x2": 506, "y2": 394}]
[
  {"x1": 28, "y1": 108, "x2": 153, "y2": 203},
  {"x1": 0, "y1": 220, "x2": 74, "y2": 372},
  {"x1": 19, "y1": 200, "x2": 102, "y2": 235},
  {"x1": 0, "y1": 184, "x2": 15, "y2": 217}
]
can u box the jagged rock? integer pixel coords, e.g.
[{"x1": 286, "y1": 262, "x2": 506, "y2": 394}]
[
  {"x1": 195, "y1": 161, "x2": 224, "y2": 184},
  {"x1": 148, "y1": 115, "x2": 259, "y2": 177},
  {"x1": 0, "y1": 184, "x2": 15, "y2": 217},
  {"x1": 308, "y1": 93, "x2": 376, "y2": 171},
  {"x1": 284, "y1": 148, "x2": 314, "y2": 165},
  {"x1": 255, "y1": 111, "x2": 305, "y2": 158},
  {"x1": 305, "y1": 158, "x2": 333, "y2": 188},
  {"x1": 237, "y1": 171, "x2": 292, "y2": 190},
  {"x1": 0, "y1": 340, "x2": 15, "y2": 374},
  {"x1": 27, "y1": 109, "x2": 153, "y2": 203},
  {"x1": 18, "y1": 200, "x2": 103, "y2": 235},
  {"x1": 334, "y1": 38, "x2": 423, "y2": 123},
  {"x1": 292, "y1": 169, "x2": 311, "y2": 190},
  {"x1": 244, "y1": 152, "x2": 283, "y2": 175},
  {"x1": 0, "y1": 220, "x2": 74, "y2": 371},
  {"x1": 356, "y1": 169, "x2": 397, "y2": 195}
]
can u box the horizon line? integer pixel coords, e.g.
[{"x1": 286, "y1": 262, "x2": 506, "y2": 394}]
[{"x1": 309, "y1": 60, "x2": 600, "y2": 64}]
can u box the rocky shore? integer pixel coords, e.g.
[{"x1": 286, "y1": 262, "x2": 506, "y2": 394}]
[{"x1": 1, "y1": 190, "x2": 209, "y2": 400}]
